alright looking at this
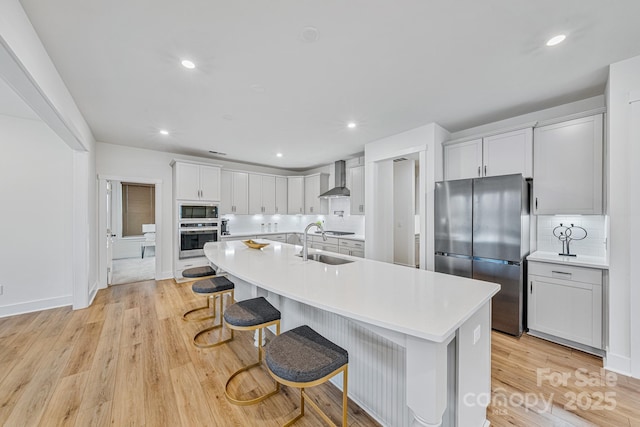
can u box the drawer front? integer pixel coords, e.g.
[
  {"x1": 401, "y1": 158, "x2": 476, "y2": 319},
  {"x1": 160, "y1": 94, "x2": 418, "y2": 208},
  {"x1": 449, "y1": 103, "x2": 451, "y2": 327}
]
[
  {"x1": 339, "y1": 239, "x2": 365, "y2": 249},
  {"x1": 311, "y1": 235, "x2": 339, "y2": 245},
  {"x1": 528, "y1": 261, "x2": 602, "y2": 285},
  {"x1": 257, "y1": 234, "x2": 286, "y2": 242},
  {"x1": 310, "y1": 243, "x2": 339, "y2": 253}
]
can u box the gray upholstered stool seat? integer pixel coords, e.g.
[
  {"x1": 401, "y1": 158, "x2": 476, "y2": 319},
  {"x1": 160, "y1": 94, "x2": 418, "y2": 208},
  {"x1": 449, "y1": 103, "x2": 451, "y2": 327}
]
[
  {"x1": 193, "y1": 276, "x2": 234, "y2": 294},
  {"x1": 222, "y1": 297, "x2": 281, "y2": 406},
  {"x1": 265, "y1": 325, "x2": 349, "y2": 426},
  {"x1": 182, "y1": 276, "x2": 235, "y2": 349},
  {"x1": 182, "y1": 265, "x2": 216, "y2": 278},
  {"x1": 224, "y1": 296, "x2": 281, "y2": 327}
]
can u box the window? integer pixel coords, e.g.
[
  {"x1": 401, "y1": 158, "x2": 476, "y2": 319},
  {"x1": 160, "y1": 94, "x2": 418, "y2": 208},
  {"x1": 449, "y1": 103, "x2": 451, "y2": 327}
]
[{"x1": 122, "y1": 183, "x2": 155, "y2": 237}]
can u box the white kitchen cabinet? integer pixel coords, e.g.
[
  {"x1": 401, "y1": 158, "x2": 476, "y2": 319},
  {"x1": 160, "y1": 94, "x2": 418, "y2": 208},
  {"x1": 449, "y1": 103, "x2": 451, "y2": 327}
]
[
  {"x1": 310, "y1": 242, "x2": 339, "y2": 253},
  {"x1": 444, "y1": 128, "x2": 533, "y2": 181},
  {"x1": 287, "y1": 177, "x2": 305, "y2": 214},
  {"x1": 444, "y1": 138, "x2": 482, "y2": 181},
  {"x1": 249, "y1": 174, "x2": 276, "y2": 214},
  {"x1": 220, "y1": 170, "x2": 248, "y2": 214},
  {"x1": 256, "y1": 233, "x2": 287, "y2": 243},
  {"x1": 528, "y1": 261, "x2": 603, "y2": 351},
  {"x1": 349, "y1": 165, "x2": 365, "y2": 215},
  {"x1": 173, "y1": 161, "x2": 221, "y2": 201},
  {"x1": 275, "y1": 177, "x2": 288, "y2": 214},
  {"x1": 339, "y1": 239, "x2": 365, "y2": 258},
  {"x1": 533, "y1": 114, "x2": 603, "y2": 215},
  {"x1": 339, "y1": 247, "x2": 364, "y2": 258},
  {"x1": 304, "y1": 173, "x2": 329, "y2": 215}
]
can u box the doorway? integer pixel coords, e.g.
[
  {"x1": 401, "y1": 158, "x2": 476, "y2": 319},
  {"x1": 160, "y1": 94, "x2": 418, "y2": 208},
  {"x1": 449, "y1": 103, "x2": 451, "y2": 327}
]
[
  {"x1": 98, "y1": 176, "x2": 163, "y2": 289},
  {"x1": 392, "y1": 153, "x2": 420, "y2": 267}
]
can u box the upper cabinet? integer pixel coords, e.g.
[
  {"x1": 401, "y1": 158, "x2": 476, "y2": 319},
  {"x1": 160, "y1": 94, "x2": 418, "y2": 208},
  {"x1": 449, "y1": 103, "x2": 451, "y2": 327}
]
[
  {"x1": 304, "y1": 173, "x2": 329, "y2": 214},
  {"x1": 220, "y1": 170, "x2": 249, "y2": 214},
  {"x1": 275, "y1": 177, "x2": 288, "y2": 215},
  {"x1": 349, "y1": 165, "x2": 365, "y2": 215},
  {"x1": 249, "y1": 174, "x2": 276, "y2": 215},
  {"x1": 444, "y1": 128, "x2": 533, "y2": 181},
  {"x1": 533, "y1": 114, "x2": 603, "y2": 215},
  {"x1": 173, "y1": 161, "x2": 221, "y2": 201},
  {"x1": 287, "y1": 176, "x2": 305, "y2": 214}
]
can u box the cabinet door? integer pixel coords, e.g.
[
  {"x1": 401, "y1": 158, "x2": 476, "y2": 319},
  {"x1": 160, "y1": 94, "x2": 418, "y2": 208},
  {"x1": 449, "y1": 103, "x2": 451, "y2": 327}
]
[
  {"x1": 248, "y1": 174, "x2": 263, "y2": 214},
  {"x1": 275, "y1": 177, "x2": 288, "y2": 214},
  {"x1": 175, "y1": 162, "x2": 200, "y2": 200},
  {"x1": 304, "y1": 175, "x2": 319, "y2": 214},
  {"x1": 349, "y1": 166, "x2": 365, "y2": 215},
  {"x1": 232, "y1": 172, "x2": 249, "y2": 214},
  {"x1": 483, "y1": 128, "x2": 533, "y2": 178},
  {"x1": 287, "y1": 177, "x2": 304, "y2": 214},
  {"x1": 199, "y1": 165, "x2": 221, "y2": 201},
  {"x1": 262, "y1": 175, "x2": 276, "y2": 214},
  {"x1": 533, "y1": 114, "x2": 603, "y2": 214},
  {"x1": 220, "y1": 170, "x2": 232, "y2": 214},
  {"x1": 444, "y1": 139, "x2": 482, "y2": 181},
  {"x1": 528, "y1": 275, "x2": 602, "y2": 348}
]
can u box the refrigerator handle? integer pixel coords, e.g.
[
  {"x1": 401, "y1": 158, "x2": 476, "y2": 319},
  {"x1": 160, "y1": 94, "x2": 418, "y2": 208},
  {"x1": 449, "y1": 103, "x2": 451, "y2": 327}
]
[{"x1": 530, "y1": 281, "x2": 533, "y2": 294}]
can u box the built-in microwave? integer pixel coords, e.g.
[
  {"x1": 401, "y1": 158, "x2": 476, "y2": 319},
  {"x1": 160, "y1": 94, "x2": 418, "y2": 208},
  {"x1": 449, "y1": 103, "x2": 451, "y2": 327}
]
[
  {"x1": 179, "y1": 203, "x2": 218, "y2": 221},
  {"x1": 179, "y1": 222, "x2": 218, "y2": 259}
]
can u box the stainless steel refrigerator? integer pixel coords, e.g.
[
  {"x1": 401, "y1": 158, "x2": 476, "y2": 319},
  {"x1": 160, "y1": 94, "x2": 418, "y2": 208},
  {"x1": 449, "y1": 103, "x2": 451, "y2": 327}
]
[{"x1": 435, "y1": 174, "x2": 530, "y2": 336}]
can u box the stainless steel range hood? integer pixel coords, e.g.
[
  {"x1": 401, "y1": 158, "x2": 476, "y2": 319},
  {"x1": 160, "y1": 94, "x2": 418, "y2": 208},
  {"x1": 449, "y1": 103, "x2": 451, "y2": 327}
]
[{"x1": 319, "y1": 160, "x2": 351, "y2": 198}]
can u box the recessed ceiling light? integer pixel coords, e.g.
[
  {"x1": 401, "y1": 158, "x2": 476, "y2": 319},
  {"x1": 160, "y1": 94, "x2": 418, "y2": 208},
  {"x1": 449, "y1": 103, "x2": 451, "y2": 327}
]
[
  {"x1": 300, "y1": 26, "x2": 320, "y2": 43},
  {"x1": 181, "y1": 59, "x2": 196, "y2": 69},
  {"x1": 347, "y1": 122, "x2": 357, "y2": 129},
  {"x1": 276, "y1": 153, "x2": 283, "y2": 158},
  {"x1": 546, "y1": 34, "x2": 566, "y2": 47},
  {"x1": 159, "y1": 129, "x2": 169, "y2": 135}
]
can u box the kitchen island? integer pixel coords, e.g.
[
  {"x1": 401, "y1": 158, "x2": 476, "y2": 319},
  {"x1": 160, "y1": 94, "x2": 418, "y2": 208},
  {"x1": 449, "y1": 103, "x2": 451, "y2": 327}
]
[{"x1": 204, "y1": 240, "x2": 500, "y2": 427}]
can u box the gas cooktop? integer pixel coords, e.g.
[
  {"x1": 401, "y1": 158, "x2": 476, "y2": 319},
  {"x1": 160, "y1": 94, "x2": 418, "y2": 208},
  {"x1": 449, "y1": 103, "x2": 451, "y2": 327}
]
[{"x1": 315, "y1": 231, "x2": 355, "y2": 236}]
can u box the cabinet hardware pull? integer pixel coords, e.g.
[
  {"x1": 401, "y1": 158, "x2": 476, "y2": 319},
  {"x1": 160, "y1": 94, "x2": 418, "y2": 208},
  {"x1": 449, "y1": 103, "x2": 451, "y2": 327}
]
[
  {"x1": 552, "y1": 271, "x2": 572, "y2": 276},
  {"x1": 530, "y1": 282, "x2": 532, "y2": 293},
  {"x1": 478, "y1": 166, "x2": 481, "y2": 176},
  {"x1": 535, "y1": 197, "x2": 538, "y2": 210},
  {"x1": 484, "y1": 165, "x2": 487, "y2": 176}
]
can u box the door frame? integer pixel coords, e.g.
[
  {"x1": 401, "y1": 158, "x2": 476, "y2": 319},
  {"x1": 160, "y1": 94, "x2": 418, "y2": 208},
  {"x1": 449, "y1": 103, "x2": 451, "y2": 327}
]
[{"x1": 98, "y1": 175, "x2": 163, "y2": 289}]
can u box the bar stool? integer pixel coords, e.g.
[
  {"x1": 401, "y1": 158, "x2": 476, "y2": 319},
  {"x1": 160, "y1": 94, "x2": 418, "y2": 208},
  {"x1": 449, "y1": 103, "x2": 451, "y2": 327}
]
[
  {"x1": 223, "y1": 297, "x2": 281, "y2": 406},
  {"x1": 186, "y1": 276, "x2": 235, "y2": 348},
  {"x1": 265, "y1": 325, "x2": 349, "y2": 426},
  {"x1": 182, "y1": 266, "x2": 220, "y2": 323}
]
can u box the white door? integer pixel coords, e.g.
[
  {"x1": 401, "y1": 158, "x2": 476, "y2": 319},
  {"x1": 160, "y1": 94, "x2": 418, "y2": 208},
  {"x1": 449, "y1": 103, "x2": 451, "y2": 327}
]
[
  {"x1": 444, "y1": 138, "x2": 482, "y2": 181},
  {"x1": 106, "y1": 181, "x2": 115, "y2": 285},
  {"x1": 482, "y1": 128, "x2": 533, "y2": 178},
  {"x1": 199, "y1": 165, "x2": 221, "y2": 201}
]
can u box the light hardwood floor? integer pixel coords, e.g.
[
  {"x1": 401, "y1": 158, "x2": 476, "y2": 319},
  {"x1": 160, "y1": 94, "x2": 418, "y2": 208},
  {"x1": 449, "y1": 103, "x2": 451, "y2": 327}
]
[{"x1": 0, "y1": 279, "x2": 638, "y2": 426}]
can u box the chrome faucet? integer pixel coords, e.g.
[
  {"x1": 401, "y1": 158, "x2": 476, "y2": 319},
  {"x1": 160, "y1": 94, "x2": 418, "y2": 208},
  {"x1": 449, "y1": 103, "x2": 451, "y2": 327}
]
[{"x1": 302, "y1": 222, "x2": 327, "y2": 261}]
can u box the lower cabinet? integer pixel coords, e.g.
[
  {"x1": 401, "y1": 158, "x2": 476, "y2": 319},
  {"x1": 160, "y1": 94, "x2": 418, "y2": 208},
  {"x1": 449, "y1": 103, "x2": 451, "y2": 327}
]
[
  {"x1": 527, "y1": 261, "x2": 603, "y2": 351},
  {"x1": 256, "y1": 233, "x2": 287, "y2": 243}
]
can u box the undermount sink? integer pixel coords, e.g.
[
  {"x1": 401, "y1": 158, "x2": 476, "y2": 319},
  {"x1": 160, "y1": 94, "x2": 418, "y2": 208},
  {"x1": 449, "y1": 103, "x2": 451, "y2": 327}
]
[{"x1": 296, "y1": 253, "x2": 354, "y2": 265}]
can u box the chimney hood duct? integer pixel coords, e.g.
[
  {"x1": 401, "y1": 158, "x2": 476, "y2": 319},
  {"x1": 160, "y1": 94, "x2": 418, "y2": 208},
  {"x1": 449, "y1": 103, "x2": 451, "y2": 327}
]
[{"x1": 319, "y1": 160, "x2": 351, "y2": 198}]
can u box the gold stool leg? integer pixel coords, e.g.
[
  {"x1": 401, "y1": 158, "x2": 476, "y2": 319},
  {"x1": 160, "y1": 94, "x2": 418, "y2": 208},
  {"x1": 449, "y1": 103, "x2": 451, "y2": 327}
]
[
  {"x1": 183, "y1": 293, "x2": 216, "y2": 322},
  {"x1": 193, "y1": 291, "x2": 233, "y2": 349},
  {"x1": 283, "y1": 387, "x2": 305, "y2": 427},
  {"x1": 225, "y1": 322, "x2": 281, "y2": 406}
]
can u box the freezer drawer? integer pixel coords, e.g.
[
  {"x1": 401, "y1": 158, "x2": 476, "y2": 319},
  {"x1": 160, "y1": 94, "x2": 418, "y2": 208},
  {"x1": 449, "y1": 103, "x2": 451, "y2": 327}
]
[
  {"x1": 473, "y1": 259, "x2": 523, "y2": 336},
  {"x1": 435, "y1": 254, "x2": 472, "y2": 278}
]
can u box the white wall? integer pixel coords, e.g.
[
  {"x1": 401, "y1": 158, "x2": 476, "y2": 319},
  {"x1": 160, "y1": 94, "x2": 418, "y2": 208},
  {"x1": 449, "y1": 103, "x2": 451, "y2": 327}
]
[
  {"x1": 607, "y1": 54, "x2": 640, "y2": 377},
  {"x1": 393, "y1": 159, "x2": 416, "y2": 266},
  {"x1": 0, "y1": 114, "x2": 74, "y2": 316}
]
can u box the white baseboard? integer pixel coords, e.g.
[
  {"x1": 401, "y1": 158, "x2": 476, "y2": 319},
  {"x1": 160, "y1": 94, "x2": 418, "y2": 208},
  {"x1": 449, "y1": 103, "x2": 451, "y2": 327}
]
[
  {"x1": 604, "y1": 352, "x2": 632, "y2": 376},
  {"x1": 0, "y1": 295, "x2": 73, "y2": 318},
  {"x1": 159, "y1": 270, "x2": 173, "y2": 280},
  {"x1": 88, "y1": 280, "x2": 99, "y2": 306}
]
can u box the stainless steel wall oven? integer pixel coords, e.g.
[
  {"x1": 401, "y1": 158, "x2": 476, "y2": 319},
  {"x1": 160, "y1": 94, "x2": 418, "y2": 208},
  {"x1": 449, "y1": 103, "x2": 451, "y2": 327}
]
[{"x1": 179, "y1": 222, "x2": 218, "y2": 259}]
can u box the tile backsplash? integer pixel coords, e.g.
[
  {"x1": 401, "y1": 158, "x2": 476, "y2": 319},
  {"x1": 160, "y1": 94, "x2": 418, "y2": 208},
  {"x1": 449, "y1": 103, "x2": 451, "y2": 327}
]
[
  {"x1": 536, "y1": 215, "x2": 606, "y2": 257},
  {"x1": 221, "y1": 198, "x2": 365, "y2": 235}
]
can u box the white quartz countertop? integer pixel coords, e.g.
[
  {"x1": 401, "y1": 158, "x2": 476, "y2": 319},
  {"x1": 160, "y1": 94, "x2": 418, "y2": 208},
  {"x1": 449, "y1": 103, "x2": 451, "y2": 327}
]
[
  {"x1": 204, "y1": 241, "x2": 499, "y2": 343},
  {"x1": 527, "y1": 251, "x2": 609, "y2": 270},
  {"x1": 223, "y1": 231, "x2": 365, "y2": 241}
]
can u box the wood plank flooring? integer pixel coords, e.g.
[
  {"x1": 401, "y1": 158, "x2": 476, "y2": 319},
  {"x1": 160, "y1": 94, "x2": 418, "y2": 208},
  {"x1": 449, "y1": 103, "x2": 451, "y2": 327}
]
[{"x1": 0, "y1": 279, "x2": 638, "y2": 426}]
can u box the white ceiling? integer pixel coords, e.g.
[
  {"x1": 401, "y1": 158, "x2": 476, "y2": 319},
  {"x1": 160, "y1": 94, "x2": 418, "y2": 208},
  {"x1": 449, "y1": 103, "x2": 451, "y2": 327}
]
[{"x1": 18, "y1": 0, "x2": 640, "y2": 170}]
